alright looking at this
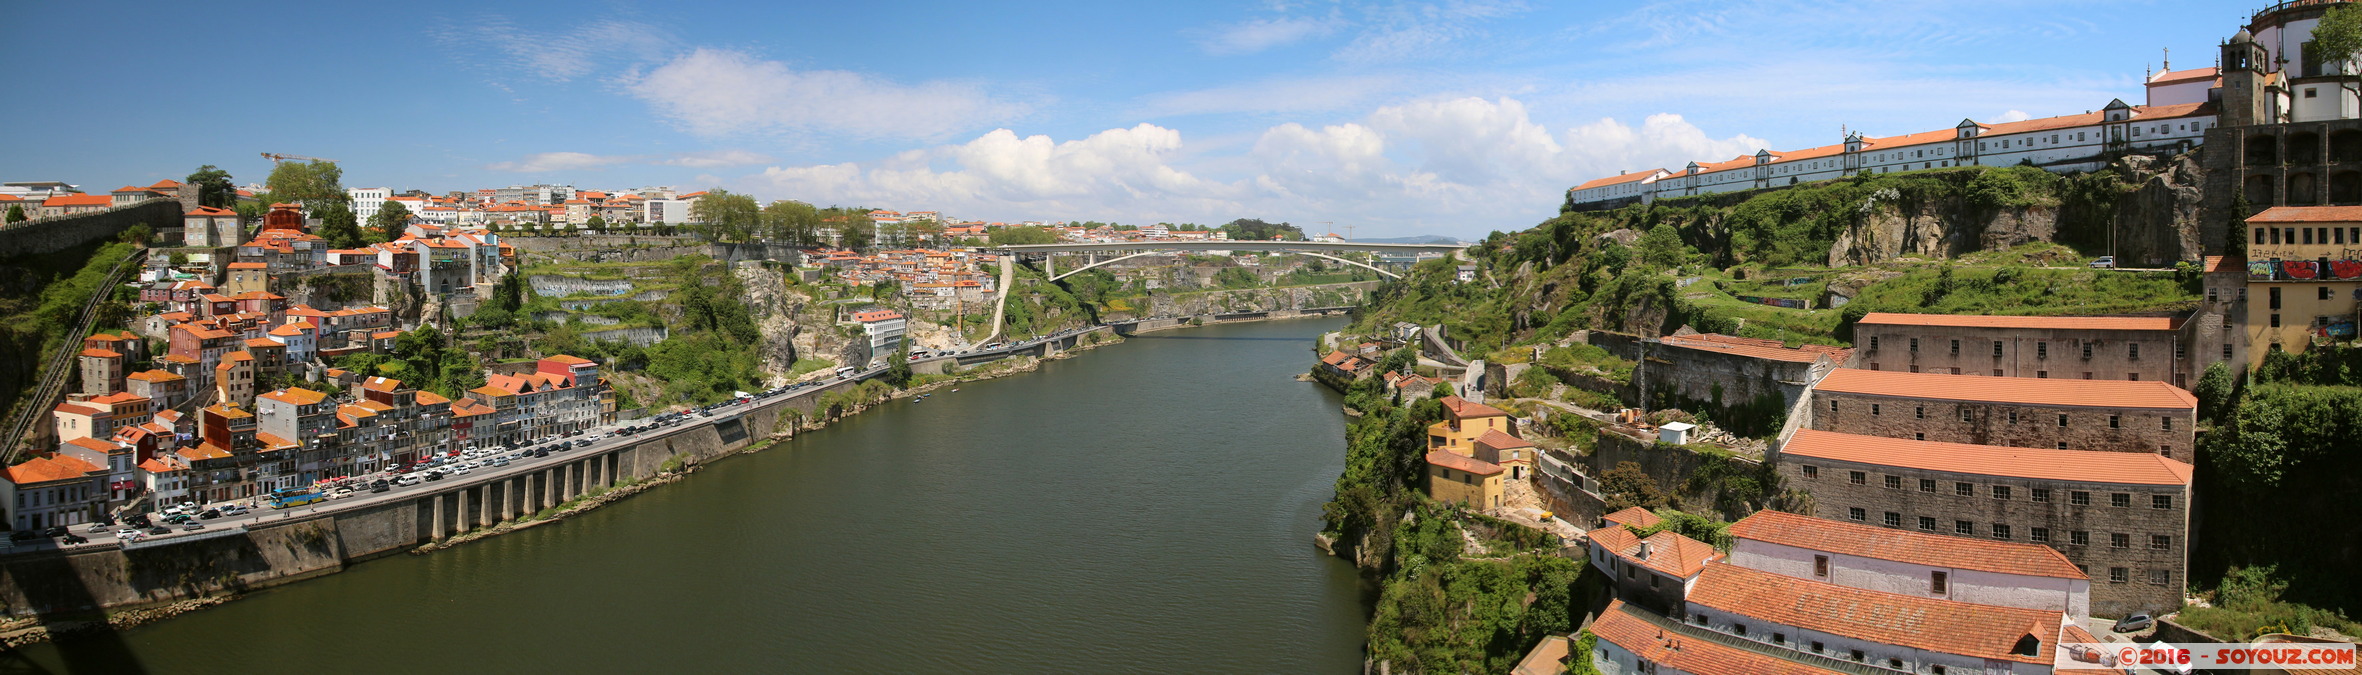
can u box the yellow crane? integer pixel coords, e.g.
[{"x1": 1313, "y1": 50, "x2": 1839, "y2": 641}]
[{"x1": 259, "y1": 152, "x2": 337, "y2": 164}]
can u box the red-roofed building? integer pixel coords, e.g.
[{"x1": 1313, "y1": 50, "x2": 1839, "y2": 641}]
[
  {"x1": 39, "y1": 193, "x2": 112, "y2": 218},
  {"x1": 1587, "y1": 522, "x2": 1725, "y2": 613},
  {"x1": 1587, "y1": 600, "x2": 1843, "y2": 675},
  {"x1": 1424, "y1": 450, "x2": 1503, "y2": 510},
  {"x1": 1776, "y1": 428, "x2": 2189, "y2": 617},
  {"x1": 0, "y1": 453, "x2": 105, "y2": 530},
  {"x1": 1808, "y1": 368, "x2": 2197, "y2": 460},
  {"x1": 1427, "y1": 395, "x2": 1511, "y2": 455},
  {"x1": 184, "y1": 205, "x2": 243, "y2": 247},
  {"x1": 1851, "y1": 312, "x2": 2196, "y2": 387},
  {"x1": 1682, "y1": 562, "x2": 2076, "y2": 673},
  {"x1": 1728, "y1": 509, "x2": 2091, "y2": 618}
]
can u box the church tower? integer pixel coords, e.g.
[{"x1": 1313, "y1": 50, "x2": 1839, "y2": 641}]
[{"x1": 2221, "y1": 29, "x2": 2269, "y2": 128}]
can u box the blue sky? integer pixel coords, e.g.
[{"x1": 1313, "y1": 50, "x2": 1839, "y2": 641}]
[{"x1": 4, "y1": 0, "x2": 2238, "y2": 237}]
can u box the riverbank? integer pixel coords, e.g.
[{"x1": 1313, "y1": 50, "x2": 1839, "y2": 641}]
[{"x1": 0, "y1": 313, "x2": 1303, "y2": 649}]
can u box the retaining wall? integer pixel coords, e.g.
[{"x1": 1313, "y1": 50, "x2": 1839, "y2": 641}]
[{"x1": 0, "y1": 200, "x2": 180, "y2": 258}]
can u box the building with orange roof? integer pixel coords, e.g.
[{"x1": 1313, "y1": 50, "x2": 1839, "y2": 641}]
[
  {"x1": 183, "y1": 205, "x2": 243, "y2": 247},
  {"x1": 215, "y1": 350, "x2": 258, "y2": 408},
  {"x1": 78, "y1": 345, "x2": 126, "y2": 396},
  {"x1": 39, "y1": 193, "x2": 113, "y2": 218},
  {"x1": 1601, "y1": 506, "x2": 1663, "y2": 530},
  {"x1": 1681, "y1": 562, "x2": 2080, "y2": 674},
  {"x1": 2230, "y1": 206, "x2": 2362, "y2": 367},
  {"x1": 1586, "y1": 519, "x2": 1723, "y2": 613},
  {"x1": 1776, "y1": 428, "x2": 2189, "y2": 617},
  {"x1": 126, "y1": 369, "x2": 189, "y2": 412},
  {"x1": 1850, "y1": 312, "x2": 2197, "y2": 387},
  {"x1": 0, "y1": 452, "x2": 105, "y2": 530},
  {"x1": 1424, "y1": 449, "x2": 1503, "y2": 511},
  {"x1": 1587, "y1": 600, "x2": 1844, "y2": 675},
  {"x1": 1426, "y1": 395, "x2": 1511, "y2": 456},
  {"x1": 1727, "y1": 508, "x2": 2091, "y2": 618},
  {"x1": 1471, "y1": 429, "x2": 1534, "y2": 479},
  {"x1": 1807, "y1": 368, "x2": 2197, "y2": 460},
  {"x1": 52, "y1": 390, "x2": 151, "y2": 446}
]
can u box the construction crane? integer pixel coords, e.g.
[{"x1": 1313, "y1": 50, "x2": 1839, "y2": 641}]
[{"x1": 260, "y1": 152, "x2": 337, "y2": 164}]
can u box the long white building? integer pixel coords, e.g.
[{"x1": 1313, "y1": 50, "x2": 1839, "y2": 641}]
[{"x1": 1570, "y1": 95, "x2": 2216, "y2": 210}]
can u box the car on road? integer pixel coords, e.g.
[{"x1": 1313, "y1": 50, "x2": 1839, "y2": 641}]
[
  {"x1": 116, "y1": 529, "x2": 141, "y2": 541},
  {"x1": 182, "y1": 523, "x2": 205, "y2": 532},
  {"x1": 370, "y1": 482, "x2": 390, "y2": 494},
  {"x1": 423, "y1": 472, "x2": 443, "y2": 482},
  {"x1": 145, "y1": 526, "x2": 168, "y2": 535},
  {"x1": 2089, "y1": 256, "x2": 2115, "y2": 269},
  {"x1": 2112, "y1": 614, "x2": 2154, "y2": 633},
  {"x1": 199, "y1": 509, "x2": 221, "y2": 520},
  {"x1": 220, "y1": 505, "x2": 246, "y2": 516},
  {"x1": 8, "y1": 530, "x2": 38, "y2": 542},
  {"x1": 60, "y1": 533, "x2": 87, "y2": 544}
]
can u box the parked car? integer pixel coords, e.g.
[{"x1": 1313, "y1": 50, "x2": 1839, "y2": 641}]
[
  {"x1": 60, "y1": 533, "x2": 87, "y2": 544},
  {"x1": 2112, "y1": 614, "x2": 2154, "y2": 633},
  {"x1": 2089, "y1": 256, "x2": 2116, "y2": 269},
  {"x1": 41, "y1": 526, "x2": 66, "y2": 538},
  {"x1": 182, "y1": 523, "x2": 205, "y2": 532}
]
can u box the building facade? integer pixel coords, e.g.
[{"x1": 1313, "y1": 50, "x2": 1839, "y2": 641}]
[
  {"x1": 2236, "y1": 206, "x2": 2362, "y2": 364},
  {"x1": 1808, "y1": 368, "x2": 2198, "y2": 461},
  {"x1": 1776, "y1": 429, "x2": 2192, "y2": 617},
  {"x1": 1851, "y1": 312, "x2": 2195, "y2": 387}
]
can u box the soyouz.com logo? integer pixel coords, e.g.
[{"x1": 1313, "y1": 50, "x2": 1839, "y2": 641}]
[{"x1": 2058, "y1": 642, "x2": 2359, "y2": 670}]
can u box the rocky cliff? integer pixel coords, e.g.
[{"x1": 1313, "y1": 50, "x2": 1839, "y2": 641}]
[{"x1": 1824, "y1": 153, "x2": 2205, "y2": 267}]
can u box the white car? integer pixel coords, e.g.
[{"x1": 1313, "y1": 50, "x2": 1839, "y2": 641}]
[
  {"x1": 395, "y1": 475, "x2": 422, "y2": 487},
  {"x1": 116, "y1": 529, "x2": 141, "y2": 541}
]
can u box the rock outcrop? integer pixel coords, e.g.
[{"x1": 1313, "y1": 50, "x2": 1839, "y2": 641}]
[{"x1": 1825, "y1": 153, "x2": 2206, "y2": 267}]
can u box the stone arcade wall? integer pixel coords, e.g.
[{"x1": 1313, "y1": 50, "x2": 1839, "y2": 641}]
[{"x1": 0, "y1": 199, "x2": 180, "y2": 258}]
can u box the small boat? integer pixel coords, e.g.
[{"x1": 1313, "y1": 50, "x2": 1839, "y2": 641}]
[{"x1": 950, "y1": 389, "x2": 959, "y2": 392}]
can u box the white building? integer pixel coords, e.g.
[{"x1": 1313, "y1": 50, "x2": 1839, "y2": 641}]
[
  {"x1": 1726, "y1": 509, "x2": 2093, "y2": 619},
  {"x1": 852, "y1": 309, "x2": 906, "y2": 364},
  {"x1": 348, "y1": 187, "x2": 390, "y2": 221},
  {"x1": 645, "y1": 199, "x2": 692, "y2": 225},
  {"x1": 1568, "y1": 98, "x2": 2214, "y2": 210}
]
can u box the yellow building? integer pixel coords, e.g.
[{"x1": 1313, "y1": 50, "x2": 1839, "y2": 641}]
[
  {"x1": 1427, "y1": 395, "x2": 1511, "y2": 454},
  {"x1": 1425, "y1": 450, "x2": 1503, "y2": 510},
  {"x1": 2241, "y1": 206, "x2": 2362, "y2": 366}
]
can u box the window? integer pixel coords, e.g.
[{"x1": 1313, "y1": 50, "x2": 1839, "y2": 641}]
[
  {"x1": 1992, "y1": 523, "x2": 2012, "y2": 539},
  {"x1": 2072, "y1": 530, "x2": 2090, "y2": 546},
  {"x1": 2323, "y1": 287, "x2": 2335, "y2": 301},
  {"x1": 1849, "y1": 507, "x2": 1866, "y2": 521},
  {"x1": 1802, "y1": 465, "x2": 1818, "y2": 478},
  {"x1": 2071, "y1": 491, "x2": 2091, "y2": 506},
  {"x1": 1872, "y1": 403, "x2": 1881, "y2": 416},
  {"x1": 2036, "y1": 370, "x2": 2048, "y2": 378},
  {"x1": 1993, "y1": 341, "x2": 2004, "y2": 357},
  {"x1": 2271, "y1": 287, "x2": 2282, "y2": 310},
  {"x1": 2224, "y1": 343, "x2": 2235, "y2": 360},
  {"x1": 1920, "y1": 478, "x2": 1936, "y2": 493},
  {"x1": 1829, "y1": 400, "x2": 1838, "y2": 414},
  {"x1": 1811, "y1": 641, "x2": 1824, "y2": 654},
  {"x1": 1733, "y1": 624, "x2": 1747, "y2": 636},
  {"x1": 1885, "y1": 475, "x2": 1901, "y2": 489},
  {"x1": 2008, "y1": 411, "x2": 2018, "y2": 424},
  {"x1": 2154, "y1": 494, "x2": 2173, "y2": 509},
  {"x1": 1851, "y1": 649, "x2": 1866, "y2": 662},
  {"x1": 2082, "y1": 343, "x2": 2094, "y2": 360},
  {"x1": 1889, "y1": 658, "x2": 1905, "y2": 670},
  {"x1": 1955, "y1": 520, "x2": 1974, "y2": 535},
  {"x1": 1814, "y1": 555, "x2": 1829, "y2": 578},
  {"x1": 2058, "y1": 414, "x2": 2069, "y2": 427},
  {"x1": 1774, "y1": 633, "x2": 1788, "y2": 645},
  {"x1": 2152, "y1": 534, "x2": 2173, "y2": 550},
  {"x1": 2257, "y1": 227, "x2": 2267, "y2": 244},
  {"x1": 1950, "y1": 339, "x2": 1960, "y2": 356},
  {"x1": 2111, "y1": 567, "x2": 2129, "y2": 583},
  {"x1": 2031, "y1": 527, "x2": 2050, "y2": 543},
  {"x1": 1931, "y1": 571, "x2": 1949, "y2": 594},
  {"x1": 1914, "y1": 406, "x2": 1924, "y2": 419},
  {"x1": 1869, "y1": 336, "x2": 1880, "y2": 351},
  {"x1": 1960, "y1": 408, "x2": 1972, "y2": 422},
  {"x1": 2272, "y1": 314, "x2": 2282, "y2": 328},
  {"x1": 2110, "y1": 415, "x2": 2121, "y2": 429},
  {"x1": 1850, "y1": 471, "x2": 1866, "y2": 485},
  {"x1": 2032, "y1": 488, "x2": 2050, "y2": 502},
  {"x1": 1955, "y1": 482, "x2": 1975, "y2": 496},
  {"x1": 2163, "y1": 417, "x2": 2173, "y2": 431},
  {"x1": 1884, "y1": 512, "x2": 1901, "y2": 528},
  {"x1": 2112, "y1": 493, "x2": 2132, "y2": 508},
  {"x1": 1934, "y1": 666, "x2": 1948, "y2": 675},
  {"x1": 2112, "y1": 532, "x2": 2132, "y2": 549},
  {"x1": 2129, "y1": 343, "x2": 2140, "y2": 360},
  {"x1": 2038, "y1": 342, "x2": 2048, "y2": 359},
  {"x1": 1910, "y1": 337, "x2": 1919, "y2": 352},
  {"x1": 1993, "y1": 485, "x2": 2011, "y2": 500},
  {"x1": 1918, "y1": 516, "x2": 1937, "y2": 531},
  {"x1": 2151, "y1": 569, "x2": 2172, "y2": 585}
]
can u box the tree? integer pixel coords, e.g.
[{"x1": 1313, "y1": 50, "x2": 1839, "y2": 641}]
[
  {"x1": 4, "y1": 204, "x2": 23, "y2": 223},
  {"x1": 2228, "y1": 188, "x2": 2252, "y2": 258},
  {"x1": 369, "y1": 200, "x2": 412, "y2": 243},
  {"x1": 1598, "y1": 461, "x2": 1668, "y2": 513},
  {"x1": 760, "y1": 200, "x2": 819, "y2": 245},
  {"x1": 2196, "y1": 361, "x2": 2238, "y2": 424},
  {"x1": 689, "y1": 189, "x2": 760, "y2": 242},
  {"x1": 1219, "y1": 218, "x2": 1303, "y2": 241},
  {"x1": 876, "y1": 219, "x2": 909, "y2": 248},
  {"x1": 265, "y1": 160, "x2": 347, "y2": 207},
  {"x1": 186, "y1": 165, "x2": 237, "y2": 208},
  {"x1": 1638, "y1": 224, "x2": 1687, "y2": 268},
  {"x1": 584, "y1": 215, "x2": 607, "y2": 233},
  {"x1": 884, "y1": 343, "x2": 913, "y2": 386},
  {"x1": 988, "y1": 226, "x2": 1058, "y2": 245},
  {"x1": 314, "y1": 203, "x2": 365, "y2": 248},
  {"x1": 908, "y1": 218, "x2": 945, "y2": 245},
  {"x1": 825, "y1": 207, "x2": 876, "y2": 250},
  {"x1": 2315, "y1": 4, "x2": 2362, "y2": 106}
]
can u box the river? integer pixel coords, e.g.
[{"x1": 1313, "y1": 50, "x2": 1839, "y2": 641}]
[{"x1": 17, "y1": 318, "x2": 1368, "y2": 674}]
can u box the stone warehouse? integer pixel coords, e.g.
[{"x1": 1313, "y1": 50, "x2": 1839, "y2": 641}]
[
  {"x1": 1774, "y1": 429, "x2": 2192, "y2": 617},
  {"x1": 1807, "y1": 368, "x2": 2198, "y2": 462},
  {"x1": 1850, "y1": 312, "x2": 2198, "y2": 388}
]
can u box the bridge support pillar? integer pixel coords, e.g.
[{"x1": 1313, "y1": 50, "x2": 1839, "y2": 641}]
[
  {"x1": 1043, "y1": 254, "x2": 1055, "y2": 280},
  {"x1": 431, "y1": 493, "x2": 446, "y2": 540}
]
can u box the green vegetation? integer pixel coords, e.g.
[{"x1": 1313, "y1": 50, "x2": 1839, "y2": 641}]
[
  {"x1": 4, "y1": 205, "x2": 24, "y2": 223},
  {"x1": 314, "y1": 203, "x2": 364, "y2": 249},
  {"x1": 2191, "y1": 345, "x2": 2362, "y2": 618},
  {"x1": 988, "y1": 226, "x2": 1058, "y2": 245},
  {"x1": 1319, "y1": 388, "x2": 1582, "y2": 672},
  {"x1": 1538, "y1": 343, "x2": 1633, "y2": 383},
  {"x1": 332, "y1": 327, "x2": 484, "y2": 398},
  {"x1": 788, "y1": 357, "x2": 835, "y2": 377},
  {"x1": 0, "y1": 240, "x2": 137, "y2": 426},
  {"x1": 370, "y1": 199, "x2": 411, "y2": 243},
  {"x1": 186, "y1": 165, "x2": 236, "y2": 209},
  {"x1": 265, "y1": 159, "x2": 347, "y2": 207},
  {"x1": 1219, "y1": 217, "x2": 1303, "y2": 241},
  {"x1": 2178, "y1": 565, "x2": 2362, "y2": 641}
]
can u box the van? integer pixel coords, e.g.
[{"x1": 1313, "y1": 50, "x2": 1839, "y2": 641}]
[{"x1": 836, "y1": 367, "x2": 856, "y2": 378}]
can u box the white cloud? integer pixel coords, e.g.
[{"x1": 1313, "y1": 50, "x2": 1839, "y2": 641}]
[
  {"x1": 430, "y1": 17, "x2": 673, "y2": 83},
  {"x1": 487, "y1": 152, "x2": 635, "y2": 173},
  {"x1": 1197, "y1": 15, "x2": 1342, "y2": 55},
  {"x1": 622, "y1": 49, "x2": 1021, "y2": 140},
  {"x1": 655, "y1": 149, "x2": 777, "y2": 168},
  {"x1": 1994, "y1": 109, "x2": 2033, "y2": 122},
  {"x1": 1332, "y1": 0, "x2": 1530, "y2": 64},
  {"x1": 732, "y1": 95, "x2": 1762, "y2": 238}
]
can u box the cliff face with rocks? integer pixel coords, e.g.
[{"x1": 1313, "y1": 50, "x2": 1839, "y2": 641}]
[{"x1": 1824, "y1": 153, "x2": 2206, "y2": 267}]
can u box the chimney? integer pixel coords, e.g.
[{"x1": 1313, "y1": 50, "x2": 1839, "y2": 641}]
[{"x1": 1637, "y1": 541, "x2": 1653, "y2": 560}]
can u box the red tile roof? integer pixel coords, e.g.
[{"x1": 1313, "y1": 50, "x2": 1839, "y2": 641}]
[
  {"x1": 1424, "y1": 449, "x2": 1503, "y2": 476},
  {"x1": 1781, "y1": 429, "x2": 2194, "y2": 486},
  {"x1": 2149, "y1": 66, "x2": 2217, "y2": 86},
  {"x1": 1437, "y1": 395, "x2": 1507, "y2": 420},
  {"x1": 1630, "y1": 529, "x2": 1721, "y2": 578},
  {"x1": 1573, "y1": 169, "x2": 1665, "y2": 190},
  {"x1": 1474, "y1": 429, "x2": 1533, "y2": 451},
  {"x1": 44, "y1": 194, "x2": 112, "y2": 207},
  {"x1": 1730, "y1": 509, "x2": 2086, "y2": 580},
  {"x1": 1856, "y1": 312, "x2": 2178, "y2": 332},
  {"x1": 1687, "y1": 562, "x2": 2065, "y2": 665},
  {"x1": 1603, "y1": 506, "x2": 1663, "y2": 529},
  {"x1": 1590, "y1": 601, "x2": 1842, "y2": 675},
  {"x1": 2249, "y1": 205, "x2": 2362, "y2": 223},
  {"x1": 4, "y1": 453, "x2": 102, "y2": 485},
  {"x1": 1814, "y1": 368, "x2": 2196, "y2": 410}
]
